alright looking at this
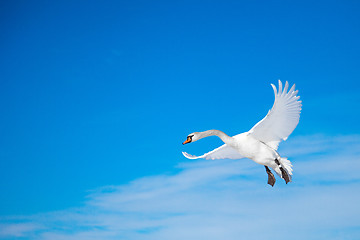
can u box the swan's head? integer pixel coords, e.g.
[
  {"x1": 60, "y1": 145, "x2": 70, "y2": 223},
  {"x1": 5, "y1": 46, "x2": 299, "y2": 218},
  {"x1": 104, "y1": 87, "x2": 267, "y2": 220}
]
[{"x1": 182, "y1": 132, "x2": 201, "y2": 145}]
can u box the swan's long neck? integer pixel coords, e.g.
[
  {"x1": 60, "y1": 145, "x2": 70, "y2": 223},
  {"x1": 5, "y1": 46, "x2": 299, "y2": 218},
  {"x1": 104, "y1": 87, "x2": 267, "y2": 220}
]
[{"x1": 199, "y1": 130, "x2": 235, "y2": 146}]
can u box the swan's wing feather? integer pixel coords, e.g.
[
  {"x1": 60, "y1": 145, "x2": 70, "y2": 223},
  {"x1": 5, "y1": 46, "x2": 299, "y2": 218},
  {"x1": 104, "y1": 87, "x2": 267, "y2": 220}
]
[
  {"x1": 182, "y1": 144, "x2": 244, "y2": 160},
  {"x1": 249, "y1": 80, "x2": 302, "y2": 150}
]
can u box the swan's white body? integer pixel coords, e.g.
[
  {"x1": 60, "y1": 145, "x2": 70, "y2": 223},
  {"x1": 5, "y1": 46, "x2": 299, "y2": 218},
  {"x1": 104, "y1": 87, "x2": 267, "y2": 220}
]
[{"x1": 182, "y1": 80, "x2": 302, "y2": 183}]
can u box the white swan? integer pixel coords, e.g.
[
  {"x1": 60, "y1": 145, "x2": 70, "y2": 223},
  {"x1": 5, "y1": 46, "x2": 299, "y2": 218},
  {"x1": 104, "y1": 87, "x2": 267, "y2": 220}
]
[{"x1": 182, "y1": 80, "x2": 302, "y2": 186}]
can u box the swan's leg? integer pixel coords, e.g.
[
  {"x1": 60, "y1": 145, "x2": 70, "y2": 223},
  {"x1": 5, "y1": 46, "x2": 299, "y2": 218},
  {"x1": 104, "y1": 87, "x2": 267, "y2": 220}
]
[
  {"x1": 275, "y1": 159, "x2": 290, "y2": 184},
  {"x1": 265, "y1": 166, "x2": 276, "y2": 187}
]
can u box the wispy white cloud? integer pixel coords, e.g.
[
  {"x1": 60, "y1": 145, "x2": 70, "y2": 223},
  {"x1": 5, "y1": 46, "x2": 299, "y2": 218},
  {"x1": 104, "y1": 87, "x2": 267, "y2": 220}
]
[
  {"x1": 1, "y1": 134, "x2": 360, "y2": 240},
  {"x1": 0, "y1": 222, "x2": 42, "y2": 238}
]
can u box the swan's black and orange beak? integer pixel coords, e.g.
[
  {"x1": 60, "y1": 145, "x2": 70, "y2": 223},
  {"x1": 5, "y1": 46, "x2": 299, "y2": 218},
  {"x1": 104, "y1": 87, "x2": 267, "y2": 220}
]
[{"x1": 182, "y1": 136, "x2": 192, "y2": 145}]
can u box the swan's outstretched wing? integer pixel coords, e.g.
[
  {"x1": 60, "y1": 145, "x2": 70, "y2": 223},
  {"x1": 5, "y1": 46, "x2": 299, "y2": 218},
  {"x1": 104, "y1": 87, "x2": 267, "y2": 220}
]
[
  {"x1": 248, "y1": 80, "x2": 302, "y2": 150},
  {"x1": 182, "y1": 144, "x2": 244, "y2": 160}
]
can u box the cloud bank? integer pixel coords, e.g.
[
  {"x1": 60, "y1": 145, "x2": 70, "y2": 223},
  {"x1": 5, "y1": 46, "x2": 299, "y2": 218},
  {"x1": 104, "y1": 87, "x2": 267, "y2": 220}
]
[{"x1": 1, "y1": 134, "x2": 360, "y2": 240}]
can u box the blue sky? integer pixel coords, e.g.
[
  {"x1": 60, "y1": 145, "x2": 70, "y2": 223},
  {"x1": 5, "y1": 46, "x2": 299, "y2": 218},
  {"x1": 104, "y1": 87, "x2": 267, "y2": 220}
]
[{"x1": 0, "y1": 0, "x2": 360, "y2": 239}]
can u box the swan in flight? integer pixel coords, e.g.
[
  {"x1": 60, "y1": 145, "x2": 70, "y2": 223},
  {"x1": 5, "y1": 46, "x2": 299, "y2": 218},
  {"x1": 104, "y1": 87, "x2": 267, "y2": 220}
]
[{"x1": 182, "y1": 80, "x2": 302, "y2": 186}]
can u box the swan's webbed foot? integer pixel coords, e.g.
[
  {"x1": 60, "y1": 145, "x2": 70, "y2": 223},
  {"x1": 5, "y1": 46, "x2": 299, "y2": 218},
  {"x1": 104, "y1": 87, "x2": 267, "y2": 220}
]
[
  {"x1": 275, "y1": 159, "x2": 290, "y2": 184},
  {"x1": 265, "y1": 166, "x2": 276, "y2": 187}
]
